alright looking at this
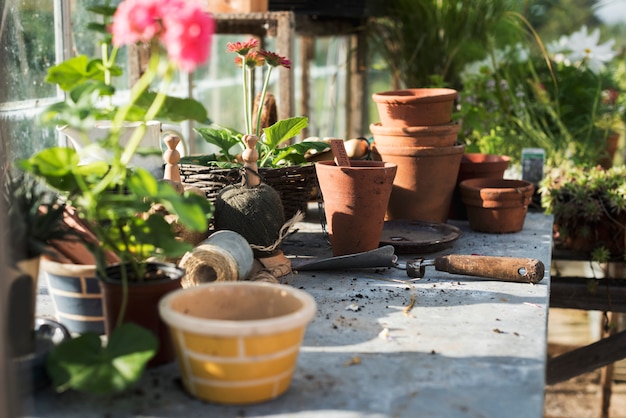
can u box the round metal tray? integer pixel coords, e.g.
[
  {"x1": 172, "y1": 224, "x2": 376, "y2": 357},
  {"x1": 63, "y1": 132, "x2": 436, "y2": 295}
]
[{"x1": 379, "y1": 220, "x2": 461, "y2": 254}]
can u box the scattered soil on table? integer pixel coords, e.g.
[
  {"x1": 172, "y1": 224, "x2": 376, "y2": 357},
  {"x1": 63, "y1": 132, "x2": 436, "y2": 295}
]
[{"x1": 544, "y1": 308, "x2": 626, "y2": 418}]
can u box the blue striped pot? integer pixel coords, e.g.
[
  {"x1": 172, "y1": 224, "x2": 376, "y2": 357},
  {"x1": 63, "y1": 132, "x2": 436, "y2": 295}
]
[{"x1": 40, "y1": 258, "x2": 105, "y2": 334}]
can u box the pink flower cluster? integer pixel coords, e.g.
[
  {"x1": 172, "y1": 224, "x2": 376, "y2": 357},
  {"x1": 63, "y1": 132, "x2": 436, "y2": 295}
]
[{"x1": 111, "y1": 0, "x2": 214, "y2": 73}]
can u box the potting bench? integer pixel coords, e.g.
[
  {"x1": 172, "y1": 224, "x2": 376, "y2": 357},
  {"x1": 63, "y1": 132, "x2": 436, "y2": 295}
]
[{"x1": 28, "y1": 208, "x2": 553, "y2": 417}]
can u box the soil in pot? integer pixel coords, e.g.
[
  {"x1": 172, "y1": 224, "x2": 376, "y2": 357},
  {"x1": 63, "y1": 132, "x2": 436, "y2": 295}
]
[
  {"x1": 459, "y1": 178, "x2": 534, "y2": 233},
  {"x1": 159, "y1": 281, "x2": 317, "y2": 405},
  {"x1": 370, "y1": 121, "x2": 460, "y2": 148},
  {"x1": 372, "y1": 88, "x2": 457, "y2": 127},
  {"x1": 98, "y1": 262, "x2": 183, "y2": 367},
  {"x1": 448, "y1": 153, "x2": 511, "y2": 220}
]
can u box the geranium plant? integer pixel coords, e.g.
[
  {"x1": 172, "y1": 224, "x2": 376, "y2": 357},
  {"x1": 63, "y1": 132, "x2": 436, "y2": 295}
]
[
  {"x1": 191, "y1": 38, "x2": 327, "y2": 168},
  {"x1": 19, "y1": 0, "x2": 215, "y2": 394}
]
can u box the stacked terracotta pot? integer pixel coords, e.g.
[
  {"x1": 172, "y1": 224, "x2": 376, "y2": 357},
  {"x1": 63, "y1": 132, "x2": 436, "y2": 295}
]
[{"x1": 370, "y1": 88, "x2": 464, "y2": 223}]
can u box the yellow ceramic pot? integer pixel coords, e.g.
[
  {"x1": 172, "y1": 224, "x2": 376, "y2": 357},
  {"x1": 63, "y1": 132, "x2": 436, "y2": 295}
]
[{"x1": 158, "y1": 281, "x2": 317, "y2": 405}]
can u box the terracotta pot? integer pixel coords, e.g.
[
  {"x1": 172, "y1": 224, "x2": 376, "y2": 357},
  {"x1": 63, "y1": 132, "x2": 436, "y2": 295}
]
[
  {"x1": 40, "y1": 258, "x2": 105, "y2": 334},
  {"x1": 372, "y1": 88, "x2": 457, "y2": 127},
  {"x1": 315, "y1": 160, "x2": 397, "y2": 256},
  {"x1": 448, "y1": 153, "x2": 511, "y2": 220},
  {"x1": 159, "y1": 281, "x2": 316, "y2": 405},
  {"x1": 599, "y1": 131, "x2": 620, "y2": 169},
  {"x1": 99, "y1": 262, "x2": 183, "y2": 367},
  {"x1": 370, "y1": 121, "x2": 460, "y2": 148},
  {"x1": 371, "y1": 143, "x2": 465, "y2": 223},
  {"x1": 459, "y1": 178, "x2": 535, "y2": 233},
  {"x1": 554, "y1": 212, "x2": 626, "y2": 258}
]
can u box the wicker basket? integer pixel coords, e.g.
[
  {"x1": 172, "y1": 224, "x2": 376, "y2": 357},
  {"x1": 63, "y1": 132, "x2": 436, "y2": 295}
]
[{"x1": 179, "y1": 163, "x2": 317, "y2": 220}]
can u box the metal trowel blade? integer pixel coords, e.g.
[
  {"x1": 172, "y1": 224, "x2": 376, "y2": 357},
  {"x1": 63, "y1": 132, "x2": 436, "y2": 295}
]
[{"x1": 294, "y1": 245, "x2": 397, "y2": 271}]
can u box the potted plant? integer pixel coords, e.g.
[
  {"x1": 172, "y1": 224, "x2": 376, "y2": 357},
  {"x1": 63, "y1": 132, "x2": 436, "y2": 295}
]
[
  {"x1": 19, "y1": 0, "x2": 215, "y2": 394},
  {"x1": 179, "y1": 37, "x2": 328, "y2": 221},
  {"x1": 540, "y1": 164, "x2": 626, "y2": 262},
  {"x1": 458, "y1": 24, "x2": 625, "y2": 168},
  {"x1": 2, "y1": 170, "x2": 70, "y2": 358}
]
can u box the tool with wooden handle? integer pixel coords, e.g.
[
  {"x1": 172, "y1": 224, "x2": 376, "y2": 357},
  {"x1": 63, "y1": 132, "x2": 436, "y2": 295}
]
[{"x1": 406, "y1": 255, "x2": 544, "y2": 283}]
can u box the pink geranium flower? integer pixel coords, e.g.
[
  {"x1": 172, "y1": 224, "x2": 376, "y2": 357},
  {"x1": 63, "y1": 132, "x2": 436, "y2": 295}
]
[
  {"x1": 161, "y1": 2, "x2": 215, "y2": 72},
  {"x1": 111, "y1": 0, "x2": 165, "y2": 46},
  {"x1": 111, "y1": 0, "x2": 214, "y2": 73}
]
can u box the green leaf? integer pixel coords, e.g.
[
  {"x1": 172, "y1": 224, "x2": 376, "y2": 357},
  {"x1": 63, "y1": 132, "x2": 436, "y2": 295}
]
[
  {"x1": 136, "y1": 92, "x2": 209, "y2": 123},
  {"x1": 46, "y1": 323, "x2": 157, "y2": 394},
  {"x1": 194, "y1": 126, "x2": 243, "y2": 159},
  {"x1": 45, "y1": 56, "x2": 110, "y2": 91},
  {"x1": 262, "y1": 116, "x2": 308, "y2": 150},
  {"x1": 270, "y1": 141, "x2": 328, "y2": 167}
]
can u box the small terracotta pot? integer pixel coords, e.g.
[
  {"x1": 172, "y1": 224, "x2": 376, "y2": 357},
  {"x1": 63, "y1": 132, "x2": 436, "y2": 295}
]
[
  {"x1": 370, "y1": 121, "x2": 460, "y2": 148},
  {"x1": 448, "y1": 153, "x2": 511, "y2": 220},
  {"x1": 99, "y1": 262, "x2": 183, "y2": 367},
  {"x1": 372, "y1": 88, "x2": 457, "y2": 127},
  {"x1": 371, "y1": 143, "x2": 465, "y2": 223},
  {"x1": 159, "y1": 281, "x2": 316, "y2": 405},
  {"x1": 315, "y1": 160, "x2": 397, "y2": 256},
  {"x1": 459, "y1": 178, "x2": 535, "y2": 234}
]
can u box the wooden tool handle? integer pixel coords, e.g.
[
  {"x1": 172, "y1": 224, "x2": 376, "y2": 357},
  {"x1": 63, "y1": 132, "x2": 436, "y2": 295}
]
[{"x1": 434, "y1": 255, "x2": 544, "y2": 283}]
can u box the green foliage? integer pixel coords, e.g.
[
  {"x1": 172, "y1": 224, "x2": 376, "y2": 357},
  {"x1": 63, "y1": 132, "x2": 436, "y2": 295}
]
[
  {"x1": 458, "y1": 20, "x2": 624, "y2": 167},
  {"x1": 368, "y1": 0, "x2": 516, "y2": 90},
  {"x1": 46, "y1": 323, "x2": 157, "y2": 394},
  {"x1": 540, "y1": 164, "x2": 626, "y2": 260},
  {"x1": 192, "y1": 116, "x2": 328, "y2": 168},
  {"x1": 2, "y1": 171, "x2": 69, "y2": 263},
  {"x1": 19, "y1": 147, "x2": 213, "y2": 276}
]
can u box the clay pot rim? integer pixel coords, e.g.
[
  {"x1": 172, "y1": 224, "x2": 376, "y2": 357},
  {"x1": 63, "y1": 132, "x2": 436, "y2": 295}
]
[
  {"x1": 372, "y1": 143, "x2": 466, "y2": 156},
  {"x1": 315, "y1": 160, "x2": 398, "y2": 170},
  {"x1": 458, "y1": 178, "x2": 535, "y2": 201},
  {"x1": 372, "y1": 88, "x2": 458, "y2": 104},
  {"x1": 369, "y1": 121, "x2": 461, "y2": 135},
  {"x1": 461, "y1": 153, "x2": 511, "y2": 165},
  {"x1": 159, "y1": 281, "x2": 317, "y2": 336}
]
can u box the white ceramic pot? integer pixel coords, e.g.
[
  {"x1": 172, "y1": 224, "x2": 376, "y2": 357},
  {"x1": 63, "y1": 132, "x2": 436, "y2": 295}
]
[{"x1": 57, "y1": 120, "x2": 187, "y2": 175}]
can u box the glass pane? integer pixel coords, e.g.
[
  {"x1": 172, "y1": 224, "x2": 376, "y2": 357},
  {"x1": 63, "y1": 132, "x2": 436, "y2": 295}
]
[{"x1": 0, "y1": 0, "x2": 56, "y2": 102}]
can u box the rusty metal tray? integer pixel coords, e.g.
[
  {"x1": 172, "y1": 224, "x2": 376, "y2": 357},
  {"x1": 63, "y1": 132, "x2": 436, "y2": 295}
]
[{"x1": 379, "y1": 220, "x2": 461, "y2": 254}]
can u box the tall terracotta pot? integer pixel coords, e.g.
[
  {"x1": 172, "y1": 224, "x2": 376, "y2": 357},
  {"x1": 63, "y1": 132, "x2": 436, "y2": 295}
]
[
  {"x1": 315, "y1": 160, "x2": 397, "y2": 256},
  {"x1": 372, "y1": 88, "x2": 457, "y2": 127},
  {"x1": 371, "y1": 143, "x2": 465, "y2": 223},
  {"x1": 369, "y1": 121, "x2": 460, "y2": 148},
  {"x1": 99, "y1": 262, "x2": 183, "y2": 367},
  {"x1": 459, "y1": 178, "x2": 534, "y2": 233},
  {"x1": 448, "y1": 153, "x2": 511, "y2": 220}
]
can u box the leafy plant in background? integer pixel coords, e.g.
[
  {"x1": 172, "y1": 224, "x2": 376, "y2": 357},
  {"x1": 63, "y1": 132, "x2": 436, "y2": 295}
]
[
  {"x1": 368, "y1": 0, "x2": 516, "y2": 90},
  {"x1": 20, "y1": 0, "x2": 215, "y2": 394},
  {"x1": 458, "y1": 23, "x2": 624, "y2": 167},
  {"x1": 190, "y1": 38, "x2": 327, "y2": 168},
  {"x1": 540, "y1": 164, "x2": 626, "y2": 262}
]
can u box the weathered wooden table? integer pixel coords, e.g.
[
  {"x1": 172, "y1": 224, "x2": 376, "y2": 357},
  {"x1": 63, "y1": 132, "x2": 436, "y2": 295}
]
[{"x1": 27, "y1": 209, "x2": 553, "y2": 417}]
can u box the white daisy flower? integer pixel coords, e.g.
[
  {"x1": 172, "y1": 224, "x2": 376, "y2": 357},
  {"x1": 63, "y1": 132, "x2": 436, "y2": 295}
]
[{"x1": 564, "y1": 25, "x2": 616, "y2": 74}]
